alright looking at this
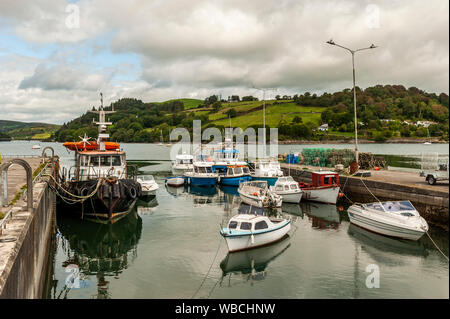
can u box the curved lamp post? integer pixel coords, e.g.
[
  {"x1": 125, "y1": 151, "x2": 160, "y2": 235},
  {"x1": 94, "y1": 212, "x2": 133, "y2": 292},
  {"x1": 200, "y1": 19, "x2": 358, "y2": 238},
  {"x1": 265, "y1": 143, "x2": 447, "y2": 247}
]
[{"x1": 326, "y1": 39, "x2": 377, "y2": 169}]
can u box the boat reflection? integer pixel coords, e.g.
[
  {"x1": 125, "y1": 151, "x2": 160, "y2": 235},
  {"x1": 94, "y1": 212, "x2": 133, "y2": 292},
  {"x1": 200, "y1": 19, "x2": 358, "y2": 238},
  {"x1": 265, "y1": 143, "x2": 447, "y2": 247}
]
[
  {"x1": 188, "y1": 185, "x2": 217, "y2": 196},
  {"x1": 136, "y1": 197, "x2": 159, "y2": 216},
  {"x1": 348, "y1": 223, "x2": 428, "y2": 258},
  {"x1": 219, "y1": 235, "x2": 291, "y2": 286},
  {"x1": 301, "y1": 202, "x2": 340, "y2": 230},
  {"x1": 55, "y1": 208, "x2": 142, "y2": 299},
  {"x1": 281, "y1": 202, "x2": 304, "y2": 218},
  {"x1": 165, "y1": 184, "x2": 187, "y2": 197},
  {"x1": 219, "y1": 185, "x2": 240, "y2": 197}
]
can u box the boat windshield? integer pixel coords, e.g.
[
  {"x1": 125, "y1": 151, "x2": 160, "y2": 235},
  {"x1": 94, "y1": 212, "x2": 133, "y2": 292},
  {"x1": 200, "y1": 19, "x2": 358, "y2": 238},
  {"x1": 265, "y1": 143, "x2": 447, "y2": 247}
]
[
  {"x1": 139, "y1": 175, "x2": 155, "y2": 182},
  {"x1": 195, "y1": 166, "x2": 212, "y2": 173},
  {"x1": 249, "y1": 181, "x2": 268, "y2": 189},
  {"x1": 365, "y1": 201, "x2": 416, "y2": 212}
]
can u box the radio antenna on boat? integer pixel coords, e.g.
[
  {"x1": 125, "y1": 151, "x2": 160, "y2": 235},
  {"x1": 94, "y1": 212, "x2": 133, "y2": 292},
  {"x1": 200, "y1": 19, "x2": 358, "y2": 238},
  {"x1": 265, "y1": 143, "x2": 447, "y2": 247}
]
[
  {"x1": 252, "y1": 86, "x2": 277, "y2": 156},
  {"x1": 89, "y1": 92, "x2": 116, "y2": 151}
]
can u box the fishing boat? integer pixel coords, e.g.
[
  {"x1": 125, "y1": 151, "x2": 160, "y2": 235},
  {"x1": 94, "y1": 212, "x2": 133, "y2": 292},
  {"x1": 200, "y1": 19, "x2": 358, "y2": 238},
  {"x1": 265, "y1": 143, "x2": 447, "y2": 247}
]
[
  {"x1": 57, "y1": 93, "x2": 142, "y2": 222},
  {"x1": 248, "y1": 159, "x2": 283, "y2": 186},
  {"x1": 271, "y1": 176, "x2": 303, "y2": 203},
  {"x1": 184, "y1": 162, "x2": 218, "y2": 186},
  {"x1": 238, "y1": 180, "x2": 282, "y2": 208},
  {"x1": 136, "y1": 175, "x2": 159, "y2": 199},
  {"x1": 165, "y1": 176, "x2": 185, "y2": 187},
  {"x1": 298, "y1": 171, "x2": 342, "y2": 204},
  {"x1": 172, "y1": 153, "x2": 194, "y2": 175},
  {"x1": 347, "y1": 200, "x2": 429, "y2": 241},
  {"x1": 220, "y1": 214, "x2": 291, "y2": 252},
  {"x1": 218, "y1": 164, "x2": 252, "y2": 186}
]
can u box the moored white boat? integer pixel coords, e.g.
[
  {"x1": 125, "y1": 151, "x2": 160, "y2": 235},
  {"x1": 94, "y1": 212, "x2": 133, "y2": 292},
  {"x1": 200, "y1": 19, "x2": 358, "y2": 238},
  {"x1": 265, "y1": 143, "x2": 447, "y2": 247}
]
[
  {"x1": 249, "y1": 159, "x2": 283, "y2": 186},
  {"x1": 220, "y1": 214, "x2": 291, "y2": 252},
  {"x1": 165, "y1": 176, "x2": 185, "y2": 187},
  {"x1": 347, "y1": 200, "x2": 429, "y2": 241},
  {"x1": 238, "y1": 180, "x2": 282, "y2": 208},
  {"x1": 136, "y1": 175, "x2": 159, "y2": 198},
  {"x1": 271, "y1": 176, "x2": 303, "y2": 203}
]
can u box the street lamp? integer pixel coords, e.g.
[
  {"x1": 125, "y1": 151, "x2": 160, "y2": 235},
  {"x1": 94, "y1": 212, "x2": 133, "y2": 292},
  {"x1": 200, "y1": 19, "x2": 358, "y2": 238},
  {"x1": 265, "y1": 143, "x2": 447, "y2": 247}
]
[{"x1": 326, "y1": 39, "x2": 377, "y2": 170}]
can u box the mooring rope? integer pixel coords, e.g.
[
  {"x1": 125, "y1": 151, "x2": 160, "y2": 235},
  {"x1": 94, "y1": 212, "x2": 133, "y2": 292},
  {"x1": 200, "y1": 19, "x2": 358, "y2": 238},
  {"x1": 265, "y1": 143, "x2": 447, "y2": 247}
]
[
  {"x1": 426, "y1": 231, "x2": 449, "y2": 262},
  {"x1": 191, "y1": 237, "x2": 223, "y2": 299},
  {"x1": 42, "y1": 173, "x2": 102, "y2": 200}
]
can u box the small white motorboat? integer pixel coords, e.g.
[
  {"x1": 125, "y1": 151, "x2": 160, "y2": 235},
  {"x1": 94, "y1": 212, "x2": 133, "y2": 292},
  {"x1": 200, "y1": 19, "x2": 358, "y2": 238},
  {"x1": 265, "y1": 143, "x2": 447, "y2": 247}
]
[
  {"x1": 238, "y1": 180, "x2": 282, "y2": 208},
  {"x1": 165, "y1": 176, "x2": 185, "y2": 187},
  {"x1": 347, "y1": 200, "x2": 429, "y2": 241},
  {"x1": 271, "y1": 176, "x2": 303, "y2": 203},
  {"x1": 32, "y1": 144, "x2": 41, "y2": 150},
  {"x1": 136, "y1": 175, "x2": 159, "y2": 198},
  {"x1": 220, "y1": 214, "x2": 291, "y2": 252}
]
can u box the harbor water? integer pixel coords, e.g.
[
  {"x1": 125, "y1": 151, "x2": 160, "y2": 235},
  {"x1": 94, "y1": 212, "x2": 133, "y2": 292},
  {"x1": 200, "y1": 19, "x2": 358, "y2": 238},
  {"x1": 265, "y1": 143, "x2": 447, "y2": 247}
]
[{"x1": 0, "y1": 141, "x2": 448, "y2": 299}]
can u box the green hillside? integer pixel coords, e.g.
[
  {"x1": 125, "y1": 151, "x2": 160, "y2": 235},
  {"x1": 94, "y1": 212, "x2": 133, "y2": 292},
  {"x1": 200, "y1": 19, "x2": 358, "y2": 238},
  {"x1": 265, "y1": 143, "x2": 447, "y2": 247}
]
[
  {"x1": 53, "y1": 85, "x2": 449, "y2": 143},
  {"x1": 0, "y1": 120, "x2": 60, "y2": 140}
]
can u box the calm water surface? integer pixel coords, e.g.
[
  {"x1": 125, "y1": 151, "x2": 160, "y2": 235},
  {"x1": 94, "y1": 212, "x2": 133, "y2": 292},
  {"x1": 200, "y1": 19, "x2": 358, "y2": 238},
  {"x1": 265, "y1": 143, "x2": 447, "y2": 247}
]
[{"x1": 0, "y1": 141, "x2": 448, "y2": 298}]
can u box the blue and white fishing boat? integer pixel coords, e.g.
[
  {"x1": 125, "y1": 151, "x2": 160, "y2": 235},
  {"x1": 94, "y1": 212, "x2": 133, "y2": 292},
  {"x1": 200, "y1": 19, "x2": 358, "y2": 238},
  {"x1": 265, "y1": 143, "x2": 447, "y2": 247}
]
[
  {"x1": 218, "y1": 165, "x2": 252, "y2": 186},
  {"x1": 184, "y1": 162, "x2": 218, "y2": 187}
]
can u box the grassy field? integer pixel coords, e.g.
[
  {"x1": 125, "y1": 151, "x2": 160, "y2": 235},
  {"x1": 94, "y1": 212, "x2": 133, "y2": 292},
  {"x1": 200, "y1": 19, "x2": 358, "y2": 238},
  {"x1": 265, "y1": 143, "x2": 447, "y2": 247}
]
[
  {"x1": 208, "y1": 101, "x2": 326, "y2": 128},
  {"x1": 156, "y1": 98, "x2": 203, "y2": 110}
]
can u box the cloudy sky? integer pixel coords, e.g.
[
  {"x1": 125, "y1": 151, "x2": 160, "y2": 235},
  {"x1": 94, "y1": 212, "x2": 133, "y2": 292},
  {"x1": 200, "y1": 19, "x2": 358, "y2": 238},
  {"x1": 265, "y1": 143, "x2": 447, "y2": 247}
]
[{"x1": 0, "y1": 0, "x2": 448, "y2": 124}]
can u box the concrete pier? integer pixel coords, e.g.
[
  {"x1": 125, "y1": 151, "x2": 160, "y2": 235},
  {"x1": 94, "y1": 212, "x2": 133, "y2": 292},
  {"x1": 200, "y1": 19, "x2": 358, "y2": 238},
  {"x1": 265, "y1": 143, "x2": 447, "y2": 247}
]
[
  {"x1": 0, "y1": 156, "x2": 57, "y2": 298},
  {"x1": 281, "y1": 163, "x2": 449, "y2": 230}
]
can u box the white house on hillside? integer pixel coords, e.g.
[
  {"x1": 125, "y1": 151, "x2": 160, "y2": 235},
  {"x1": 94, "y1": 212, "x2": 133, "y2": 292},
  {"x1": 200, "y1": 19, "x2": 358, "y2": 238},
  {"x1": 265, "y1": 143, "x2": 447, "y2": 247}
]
[{"x1": 318, "y1": 123, "x2": 329, "y2": 131}]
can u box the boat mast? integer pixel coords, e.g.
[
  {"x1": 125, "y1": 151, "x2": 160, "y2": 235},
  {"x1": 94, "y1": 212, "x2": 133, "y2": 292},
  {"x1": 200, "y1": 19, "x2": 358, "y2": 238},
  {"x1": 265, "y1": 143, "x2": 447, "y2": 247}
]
[{"x1": 89, "y1": 92, "x2": 115, "y2": 151}]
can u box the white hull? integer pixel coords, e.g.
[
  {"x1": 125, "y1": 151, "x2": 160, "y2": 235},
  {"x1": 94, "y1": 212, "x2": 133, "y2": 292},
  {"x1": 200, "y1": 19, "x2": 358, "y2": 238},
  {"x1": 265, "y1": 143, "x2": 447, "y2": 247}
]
[
  {"x1": 301, "y1": 186, "x2": 340, "y2": 204},
  {"x1": 347, "y1": 206, "x2": 427, "y2": 241},
  {"x1": 276, "y1": 191, "x2": 302, "y2": 203},
  {"x1": 224, "y1": 222, "x2": 291, "y2": 252},
  {"x1": 166, "y1": 177, "x2": 185, "y2": 187},
  {"x1": 172, "y1": 165, "x2": 193, "y2": 175}
]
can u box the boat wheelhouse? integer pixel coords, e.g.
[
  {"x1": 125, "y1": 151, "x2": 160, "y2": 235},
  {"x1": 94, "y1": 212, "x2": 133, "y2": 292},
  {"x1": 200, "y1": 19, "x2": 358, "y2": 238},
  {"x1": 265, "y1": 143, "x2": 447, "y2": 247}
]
[
  {"x1": 172, "y1": 153, "x2": 194, "y2": 174},
  {"x1": 249, "y1": 159, "x2": 283, "y2": 186},
  {"x1": 298, "y1": 171, "x2": 341, "y2": 204},
  {"x1": 217, "y1": 164, "x2": 252, "y2": 186},
  {"x1": 220, "y1": 214, "x2": 291, "y2": 252},
  {"x1": 184, "y1": 162, "x2": 218, "y2": 186},
  {"x1": 347, "y1": 200, "x2": 429, "y2": 241},
  {"x1": 271, "y1": 176, "x2": 303, "y2": 203}
]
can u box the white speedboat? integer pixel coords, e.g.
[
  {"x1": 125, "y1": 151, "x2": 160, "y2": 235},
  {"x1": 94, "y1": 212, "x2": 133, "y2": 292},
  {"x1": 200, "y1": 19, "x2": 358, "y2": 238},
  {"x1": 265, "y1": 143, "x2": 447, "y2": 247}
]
[
  {"x1": 220, "y1": 214, "x2": 291, "y2": 252},
  {"x1": 238, "y1": 180, "x2": 282, "y2": 208},
  {"x1": 298, "y1": 171, "x2": 341, "y2": 204},
  {"x1": 172, "y1": 153, "x2": 194, "y2": 174},
  {"x1": 165, "y1": 176, "x2": 185, "y2": 187},
  {"x1": 136, "y1": 175, "x2": 159, "y2": 198},
  {"x1": 347, "y1": 200, "x2": 429, "y2": 241},
  {"x1": 271, "y1": 176, "x2": 303, "y2": 203}
]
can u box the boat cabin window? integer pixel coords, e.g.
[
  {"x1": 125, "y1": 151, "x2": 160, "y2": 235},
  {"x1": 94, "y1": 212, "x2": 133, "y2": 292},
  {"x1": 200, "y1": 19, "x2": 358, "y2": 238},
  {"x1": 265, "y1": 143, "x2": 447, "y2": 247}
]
[
  {"x1": 196, "y1": 166, "x2": 212, "y2": 174},
  {"x1": 240, "y1": 222, "x2": 252, "y2": 230},
  {"x1": 227, "y1": 168, "x2": 234, "y2": 175},
  {"x1": 80, "y1": 155, "x2": 89, "y2": 166},
  {"x1": 234, "y1": 167, "x2": 243, "y2": 175},
  {"x1": 284, "y1": 185, "x2": 290, "y2": 191},
  {"x1": 290, "y1": 184, "x2": 298, "y2": 190},
  {"x1": 243, "y1": 167, "x2": 249, "y2": 174},
  {"x1": 100, "y1": 156, "x2": 110, "y2": 166},
  {"x1": 254, "y1": 220, "x2": 268, "y2": 230},
  {"x1": 90, "y1": 156, "x2": 100, "y2": 166},
  {"x1": 276, "y1": 185, "x2": 283, "y2": 191},
  {"x1": 112, "y1": 155, "x2": 121, "y2": 166},
  {"x1": 228, "y1": 221, "x2": 238, "y2": 229}
]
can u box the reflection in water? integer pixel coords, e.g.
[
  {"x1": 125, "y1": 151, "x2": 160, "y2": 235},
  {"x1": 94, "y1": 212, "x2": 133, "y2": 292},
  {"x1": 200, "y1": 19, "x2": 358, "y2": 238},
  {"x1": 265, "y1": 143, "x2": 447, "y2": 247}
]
[
  {"x1": 301, "y1": 202, "x2": 340, "y2": 229},
  {"x1": 136, "y1": 197, "x2": 159, "y2": 216},
  {"x1": 165, "y1": 184, "x2": 187, "y2": 197},
  {"x1": 348, "y1": 223, "x2": 428, "y2": 258},
  {"x1": 52, "y1": 209, "x2": 142, "y2": 299},
  {"x1": 281, "y1": 202, "x2": 304, "y2": 218},
  {"x1": 219, "y1": 185, "x2": 240, "y2": 197},
  {"x1": 220, "y1": 236, "x2": 291, "y2": 287}
]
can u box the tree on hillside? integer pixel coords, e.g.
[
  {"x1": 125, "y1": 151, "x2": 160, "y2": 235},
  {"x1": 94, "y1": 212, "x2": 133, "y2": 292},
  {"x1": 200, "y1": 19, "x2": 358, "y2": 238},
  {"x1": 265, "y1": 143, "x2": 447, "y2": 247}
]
[{"x1": 227, "y1": 108, "x2": 237, "y2": 118}]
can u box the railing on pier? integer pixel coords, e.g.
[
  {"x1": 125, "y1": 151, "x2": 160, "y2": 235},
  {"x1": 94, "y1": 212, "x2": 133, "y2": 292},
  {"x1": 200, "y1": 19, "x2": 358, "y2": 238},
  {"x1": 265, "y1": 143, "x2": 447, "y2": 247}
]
[{"x1": 0, "y1": 209, "x2": 13, "y2": 236}]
